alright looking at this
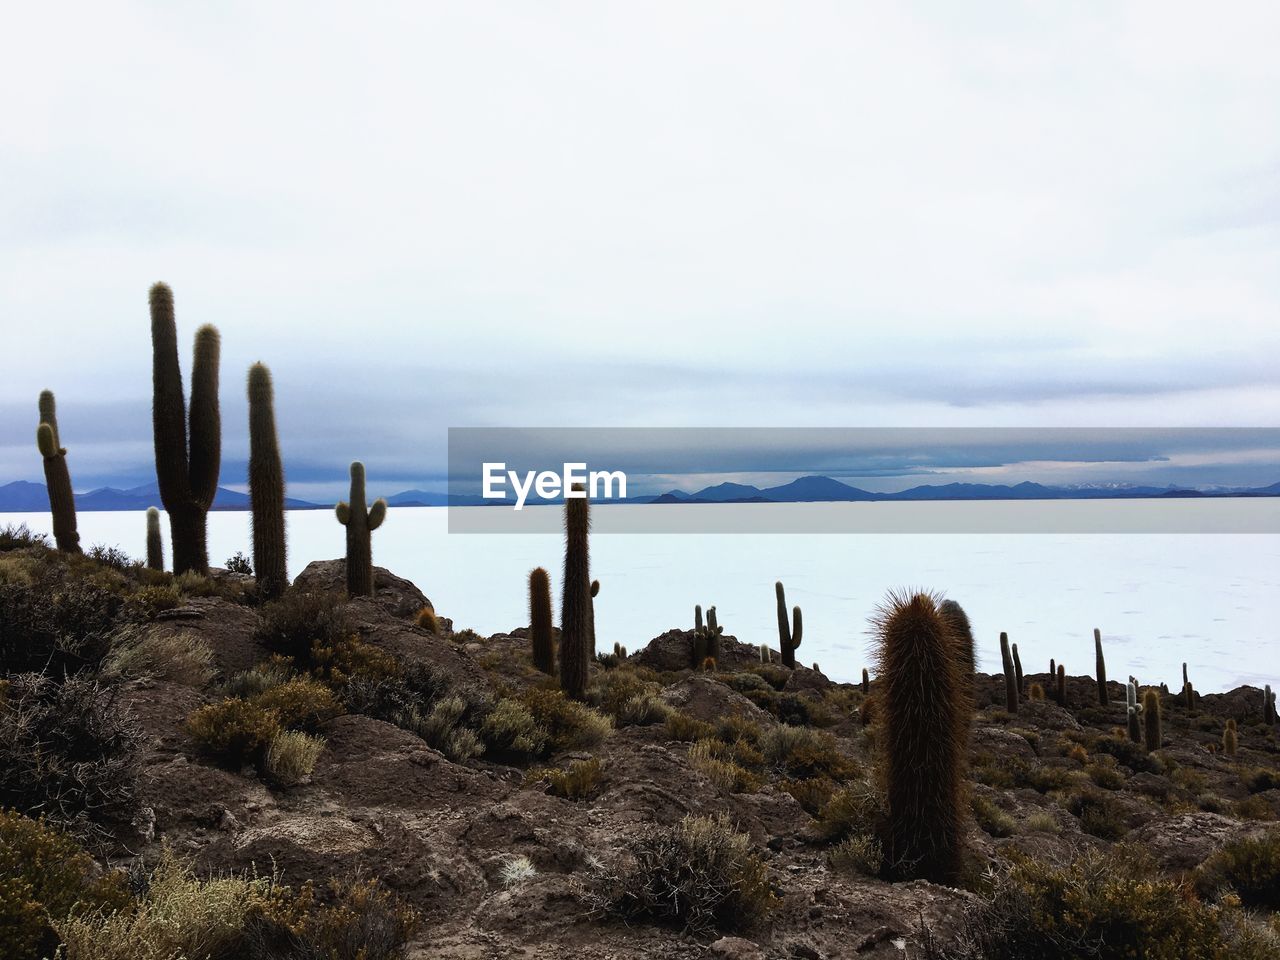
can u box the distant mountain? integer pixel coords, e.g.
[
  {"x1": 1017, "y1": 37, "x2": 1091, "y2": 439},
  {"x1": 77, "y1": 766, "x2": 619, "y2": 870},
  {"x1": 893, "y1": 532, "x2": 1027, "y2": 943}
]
[
  {"x1": 889, "y1": 481, "x2": 1060, "y2": 500},
  {"x1": 760, "y1": 475, "x2": 877, "y2": 502},
  {"x1": 691, "y1": 481, "x2": 765, "y2": 502},
  {"x1": 385, "y1": 490, "x2": 488, "y2": 507},
  {"x1": 0, "y1": 480, "x2": 323, "y2": 513}
]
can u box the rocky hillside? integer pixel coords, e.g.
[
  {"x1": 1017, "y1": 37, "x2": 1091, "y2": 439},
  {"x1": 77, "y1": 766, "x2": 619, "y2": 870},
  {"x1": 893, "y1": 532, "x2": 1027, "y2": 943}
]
[{"x1": 1, "y1": 534, "x2": 1278, "y2": 959}]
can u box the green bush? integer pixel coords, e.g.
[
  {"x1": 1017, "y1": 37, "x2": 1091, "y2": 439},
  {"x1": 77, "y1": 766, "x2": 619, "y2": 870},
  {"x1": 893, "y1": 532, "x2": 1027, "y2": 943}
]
[
  {"x1": 759, "y1": 724, "x2": 857, "y2": 782},
  {"x1": 1196, "y1": 830, "x2": 1280, "y2": 910},
  {"x1": 520, "y1": 688, "x2": 613, "y2": 753},
  {"x1": 817, "y1": 781, "x2": 882, "y2": 843},
  {"x1": 263, "y1": 732, "x2": 326, "y2": 787},
  {"x1": 526, "y1": 758, "x2": 604, "y2": 800},
  {"x1": 664, "y1": 711, "x2": 715, "y2": 742},
  {"x1": 972, "y1": 795, "x2": 1017, "y2": 838},
  {"x1": 480, "y1": 699, "x2": 548, "y2": 757},
  {"x1": 345, "y1": 663, "x2": 491, "y2": 761},
  {"x1": 1065, "y1": 788, "x2": 1129, "y2": 841},
  {"x1": 0, "y1": 674, "x2": 140, "y2": 838},
  {"x1": 254, "y1": 592, "x2": 355, "y2": 662},
  {"x1": 587, "y1": 814, "x2": 775, "y2": 937},
  {"x1": 253, "y1": 678, "x2": 344, "y2": 732},
  {"x1": 828, "y1": 834, "x2": 883, "y2": 876},
  {"x1": 187, "y1": 699, "x2": 282, "y2": 767},
  {"x1": 0, "y1": 810, "x2": 130, "y2": 960},
  {"x1": 688, "y1": 740, "x2": 762, "y2": 793},
  {"x1": 243, "y1": 876, "x2": 419, "y2": 960}
]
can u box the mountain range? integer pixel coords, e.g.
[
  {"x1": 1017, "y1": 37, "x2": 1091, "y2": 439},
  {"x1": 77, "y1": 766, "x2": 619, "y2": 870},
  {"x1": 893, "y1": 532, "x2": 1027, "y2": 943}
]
[{"x1": 2, "y1": 475, "x2": 1279, "y2": 513}]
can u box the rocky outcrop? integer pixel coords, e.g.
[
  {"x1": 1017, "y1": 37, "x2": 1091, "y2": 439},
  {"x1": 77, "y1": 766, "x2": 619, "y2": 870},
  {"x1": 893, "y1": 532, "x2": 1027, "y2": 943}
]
[{"x1": 293, "y1": 559, "x2": 439, "y2": 620}]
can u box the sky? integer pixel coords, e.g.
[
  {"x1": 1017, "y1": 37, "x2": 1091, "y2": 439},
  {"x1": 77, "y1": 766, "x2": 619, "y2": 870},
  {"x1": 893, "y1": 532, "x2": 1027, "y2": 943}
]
[{"x1": 2, "y1": 1, "x2": 1279, "y2": 501}]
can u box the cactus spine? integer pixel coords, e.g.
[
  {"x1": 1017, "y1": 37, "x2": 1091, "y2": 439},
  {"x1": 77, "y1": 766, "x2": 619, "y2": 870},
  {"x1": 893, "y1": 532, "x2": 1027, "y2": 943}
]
[
  {"x1": 529, "y1": 566, "x2": 554, "y2": 675},
  {"x1": 559, "y1": 485, "x2": 591, "y2": 700},
  {"x1": 35, "y1": 391, "x2": 80, "y2": 553},
  {"x1": 776, "y1": 581, "x2": 802, "y2": 668},
  {"x1": 146, "y1": 506, "x2": 164, "y2": 571},
  {"x1": 1143, "y1": 688, "x2": 1162, "y2": 752},
  {"x1": 1012, "y1": 643, "x2": 1024, "y2": 694},
  {"x1": 1056, "y1": 664, "x2": 1067, "y2": 707},
  {"x1": 1094, "y1": 628, "x2": 1108, "y2": 705},
  {"x1": 873, "y1": 591, "x2": 969, "y2": 884},
  {"x1": 999, "y1": 632, "x2": 1018, "y2": 714},
  {"x1": 247, "y1": 363, "x2": 287, "y2": 598},
  {"x1": 335, "y1": 461, "x2": 386, "y2": 597},
  {"x1": 149, "y1": 283, "x2": 221, "y2": 574}
]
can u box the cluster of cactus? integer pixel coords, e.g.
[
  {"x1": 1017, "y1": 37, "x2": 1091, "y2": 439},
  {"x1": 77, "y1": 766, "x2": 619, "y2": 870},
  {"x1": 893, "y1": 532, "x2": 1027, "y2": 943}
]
[
  {"x1": 873, "y1": 590, "x2": 970, "y2": 884},
  {"x1": 335, "y1": 462, "x2": 387, "y2": 597},
  {"x1": 247, "y1": 363, "x2": 288, "y2": 599},
  {"x1": 612, "y1": 641, "x2": 627, "y2": 660},
  {"x1": 1094, "y1": 628, "x2": 1108, "y2": 706},
  {"x1": 1143, "y1": 688, "x2": 1162, "y2": 752},
  {"x1": 1223, "y1": 718, "x2": 1238, "y2": 756},
  {"x1": 691, "y1": 604, "x2": 722, "y2": 668},
  {"x1": 775, "y1": 581, "x2": 803, "y2": 668},
  {"x1": 559, "y1": 485, "x2": 592, "y2": 699},
  {"x1": 35, "y1": 391, "x2": 81, "y2": 553},
  {"x1": 999, "y1": 632, "x2": 1018, "y2": 714},
  {"x1": 529, "y1": 567, "x2": 555, "y2": 675},
  {"x1": 149, "y1": 283, "x2": 221, "y2": 575}
]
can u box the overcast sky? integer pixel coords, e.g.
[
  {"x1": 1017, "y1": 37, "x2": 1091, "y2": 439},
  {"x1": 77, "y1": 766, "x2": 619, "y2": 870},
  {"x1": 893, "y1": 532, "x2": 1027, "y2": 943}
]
[{"x1": 2, "y1": 2, "x2": 1279, "y2": 500}]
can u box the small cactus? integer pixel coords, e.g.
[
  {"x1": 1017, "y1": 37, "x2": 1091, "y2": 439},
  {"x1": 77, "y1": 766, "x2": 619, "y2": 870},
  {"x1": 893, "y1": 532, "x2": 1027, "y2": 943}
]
[
  {"x1": 1012, "y1": 642, "x2": 1024, "y2": 694},
  {"x1": 1223, "y1": 719, "x2": 1238, "y2": 756},
  {"x1": 1143, "y1": 688, "x2": 1162, "y2": 752},
  {"x1": 416, "y1": 606, "x2": 440, "y2": 634},
  {"x1": 35, "y1": 391, "x2": 81, "y2": 553},
  {"x1": 1127, "y1": 705, "x2": 1141, "y2": 744},
  {"x1": 861, "y1": 668, "x2": 870, "y2": 695},
  {"x1": 999, "y1": 632, "x2": 1018, "y2": 714},
  {"x1": 1056, "y1": 664, "x2": 1067, "y2": 707},
  {"x1": 149, "y1": 283, "x2": 220, "y2": 574},
  {"x1": 759, "y1": 643, "x2": 770, "y2": 664},
  {"x1": 559, "y1": 484, "x2": 591, "y2": 700},
  {"x1": 693, "y1": 605, "x2": 723, "y2": 667},
  {"x1": 776, "y1": 581, "x2": 802, "y2": 668},
  {"x1": 529, "y1": 567, "x2": 554, "y2": 675},
  {"x1": 1094, "y1": 628, "x2": 1108, "y2": 706},
  {"x1": 1028, "y1": 683, "x2": 1045, "y2": 701},
  {"x1": 335, "y1": 461, "x2": 386, "y2": 597},
  {"x1": 247, "y1": 363, "x2": 287, "y2": 599},
  {"x1": 145, "y1": 506, "x2": 164, "y2": 571},
  {"x1": 1264, "y1": 685, "x2": 1275, "y2": 725},
  {"x1": 1182, "y1": 663, "x2": 1193, "y2": 713}
]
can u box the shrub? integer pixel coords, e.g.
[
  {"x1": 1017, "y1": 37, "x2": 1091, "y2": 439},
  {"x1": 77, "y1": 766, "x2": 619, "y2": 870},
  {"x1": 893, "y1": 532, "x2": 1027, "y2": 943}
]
[
  {"x1": 222, "y1": 658, "x2": 297, "y2": 698},
  {"x1": 243, "y1": 877, "x2": 419, "y2": 960},
  {"x1": 121, "y1": 584, "x2": 183, "y2": 620},
  {"x1": 817, "y1": 781, "x2": 883, "y2": 843},
  {"x1": 307, "y1": 634, "x2": 397, "y2": 690},
  {"x1": 1245, "y1": 768, "x2": 1280, "y2": 794},
  {"x1": 187, "y1": 699, "x2": 282, "y2": 767},
  {"x1": 0, "y1": 523, "x2": 48, "y2": 551},
  {"x1": 254, "y1": 678, "x2": 344, "y2": 732},
  {"x1": 254, "y1": 592, "x2": 355, "y2": 662},
  {"x1": 479, "y1": 699, "x2": 548, "y2": 757},
  {"x1": 1022, "y1": 811, "x2": 1061, "y2": 834},
  {"x1": 0, "y1": 575, "x2": 123, "y2": 674},
  {"x1": 0, "y1": 674, "x2": 140, "y2": 838},
  {"x1": 500, "y1": 855, "x2": 538, "y2": 888},
  {"x1": 972, "y1": 795, "x2": 1016, "y2": 838},
  {"x1": 86, "y1": 545, "x2": 134, "y2": 572},
  {"x1": 688, "y1": 741, "x2": 761, "y2": 793},
  {"x1": 759, "y1": 724, "x2": 857, "y2": 782},
  {"x1": 0, "y1": 811, "x2": 130, "y2": 960},
  {"x1": 587, "y1": 814, "x2": 775, "y2": 937},
  {"x1": 414, "y1": 606, "x2": 439, "y2": 633},
  {"x1": 934, "y1": 847, "x2": 1235, "y2": 960},
  {"x1": 263, "y1": 732, "x2": 325, "y2": 787},
  {"x1": 1195, "y1": 830, "x2": 1280, "y2": 910},
  {"x1": 520, "y1": 688, "x2": 612, "y2": 753},
  {"x1": 103, "y1": 626, "x2": 215, "y2": 686},
  {"x1": 1065, "y1": 789, "x2": 1128, "y2": 841},
  {"x1": 527, "y1": 758, "x2": 604, "y2": 800},
  {"x1": 829, "y1": 834, "x2": 883, "y2": 876},
  {"x1": 588, "y1": 670, "x2": 667, "y2": 724},
  {"x1": 225, "y1": 552, "x2": 253, "y2": 575},
  {"x1": 780, "y1": 777, "x2": 836, "y2": 815},
  {"x1": 664, "y1": 711, "x2": 714, "y2": 742}
]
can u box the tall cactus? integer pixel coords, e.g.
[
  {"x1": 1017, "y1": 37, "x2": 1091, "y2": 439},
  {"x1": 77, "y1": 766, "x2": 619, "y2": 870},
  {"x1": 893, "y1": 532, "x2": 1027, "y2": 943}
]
[
  {"x1": 776, "y1": 581, "x2": 803, "y2": 668},
  {"x1": 589, "y1": 578, "x2": 600, "y2": 655},
  {"x1": 861, "y1": 668, "x2": 870, "y2": 695},
  {"x1": 939, "y1": 600, "x2": 975, "y2": 678},
  {"x1": 1056, "y1": 664, "x2": 1067, "y2": 707},
  {"x1": 873, "y1": 590, "x2": 969, "y2": 884},
  {"x1": 335, "y1": 461, "x2": 386, "y2": 597},
  {"x1": 1143, "y1": 688, "x2": 1162, "y2": 752},
  {"x1": 149, "y1": 283, "x2": 221, "y2": 574},
  {"x1": 1265, "y1": 685, "x2": 1275, "y2": 725},
  {"x1": 145, "y1": 506, "x2": 164, "y2": 571},
  {"x1": 1126, "y1": 682, "x2": 1141, "y2": 743},
  {"x1": 35, "y1": 391, "x2": 80, "y2": 553},
  {"x1": 1012, "y1": 643, "x2": 1024, "y2": 694},
  {"x1": 530, "y1": 567, "x2": 554, "y2": 675},
  {"x1": 247, "y1": 363, "x2": 287, "y2": 598},
  {"x1": 1094, "y1": 628, "x2": 1108, "y2": 705},
  {"x1": 999, "y1": 632, "x2": 1018, "y2": 714},
  {"x1": 559, "y1": 484, "x2": 591, "y2": 699}
]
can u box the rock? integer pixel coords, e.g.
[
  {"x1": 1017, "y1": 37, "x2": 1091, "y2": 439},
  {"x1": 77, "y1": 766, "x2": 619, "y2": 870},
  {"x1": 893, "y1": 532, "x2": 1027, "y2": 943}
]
[
  {"x1": 632, "y1": 629, "x2": 766, "y2": 674},
  {"x1": 660, "y1": 675, "x2": 772, "y2": 726},
  {"x1": 783, "y1": 664, "x2": 832, "y2": 694},
  {"x1": 971, "y1": 726, "x2": 1037, "y2": 760},
  {"x1": 148, "y1": 597, "x2": 263, "y2": 677},
  {"x1": 293, "y1": 559, "x2": 435, "y2": 619},
  {"x1": 1130, "y1": 813, "x2": 1267, "y2": 872},
  {"x1": 710, "y1": 937, "x2": 766, "y2": 959}
]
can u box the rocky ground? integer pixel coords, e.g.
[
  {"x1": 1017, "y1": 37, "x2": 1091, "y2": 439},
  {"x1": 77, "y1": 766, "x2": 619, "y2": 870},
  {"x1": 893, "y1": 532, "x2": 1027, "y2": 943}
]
[{"x1": 4, "y1": 546, "x2": 1279, "y2": 959}]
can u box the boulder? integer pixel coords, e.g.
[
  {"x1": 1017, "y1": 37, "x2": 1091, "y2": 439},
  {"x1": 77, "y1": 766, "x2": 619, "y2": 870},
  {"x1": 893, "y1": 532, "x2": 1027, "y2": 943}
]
[
  {"x1": 1130, "y1": 812, "x2": 1267, "y2": 872},
  {"x1": 293, "y1": 559, "x2": 437, "y2": 620}
]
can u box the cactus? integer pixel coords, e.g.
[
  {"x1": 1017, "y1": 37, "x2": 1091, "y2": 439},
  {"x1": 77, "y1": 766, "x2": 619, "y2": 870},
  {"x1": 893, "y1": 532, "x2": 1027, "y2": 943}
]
[
  {"x1": 1127, "y1": 705, "x2": 1141, "y2": 744},
  {"x1": 149, "y1": 283, "x2": 221, "y2": 574},
  {"x1": 247, "y1": 363, "x2": 287, "y2": 598},
  {"x1": 416, "y1": 606, "x2": 440, "y2": 633},
  {"x1": 1182, "y1": 663, "x2": 1192, "y2": 712},
  {"x1": 35, "y1": 392, "x2": 80, "y2": 553},
  {"x1": 1012, "y1": 643, "x2": 1024, "y2": 694},
  {"x1": 588, "y1": 578, "x2": 600, "y2": 656},
  {"x1": 1265, "y1": 685, "x2": 1275, "y2": 725},
  {"x1": 1056, "y1": 664, "x2": 1067, "y2": 707},
  {"x1": 1050, "y1": 658, "x2": 1055, "y2": 678},
  {"x1": 861, "y1": 668, "x2": 870, "y2": 695},
  {"x1": 776, "y1": 581, "x2": 802, "y2": 668},
  {"x1": 1094, "y1": 628, "x2": 1108, "y2": 705},
  {"x1": 1224, "y1": 719, "x2": 1238, "y2": 756},
  {"x1": 529, "y1": 567, "x2": 554, "y2": 675},
  {"x1": 1143, "y1": 688, "x2": 1162, "y2": 752},
  {"x1": 695, "y1": 605, "x2": 703, "y2": 633},
  {"x1": 559, "y1": 484, "x2": 591, "y2": 699},
  {"x1": 999, "y1": 632, "x2": 1018, "y2": 714},
  {"x1": 335, "y1": 461, "x2": 386, "y2": 597},
  {"x1": 146, "y1": 506, "x2": 164, "y2": 571},
  {"x1": 938, "y1": 600, "x2": 975, "y2": 678},
  {"x1": 759, "y1": 643, "x2": 770, "y2": 664},
  {"x1": 1028, "y1": 683, "x2": 1045, "y2": 701},
  {"x1": 873, "y1": 590, "x2": 969, "y2": 884}
]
